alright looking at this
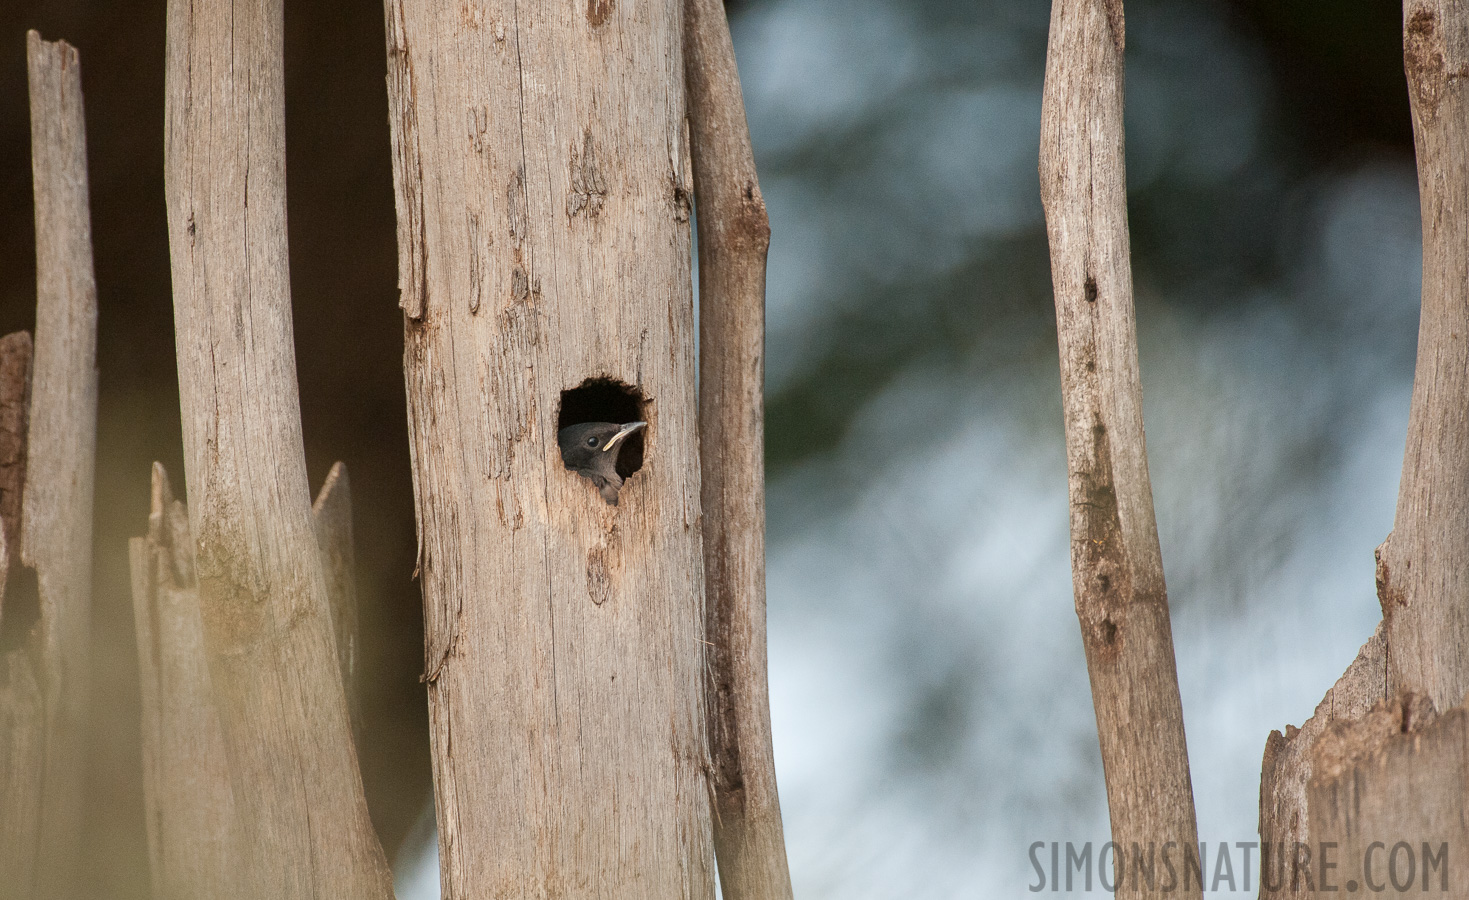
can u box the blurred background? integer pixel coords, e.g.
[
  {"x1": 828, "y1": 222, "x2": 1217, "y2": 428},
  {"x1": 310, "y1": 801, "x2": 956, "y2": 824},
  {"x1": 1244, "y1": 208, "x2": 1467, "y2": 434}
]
[{"x1": 0, "y1": 0, "x2": 1419, "y2": 896}]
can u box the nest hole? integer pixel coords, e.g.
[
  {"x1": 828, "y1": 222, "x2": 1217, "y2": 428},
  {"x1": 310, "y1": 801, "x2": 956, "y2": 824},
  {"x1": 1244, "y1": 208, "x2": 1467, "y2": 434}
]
[{"x1": 558, "y1": 378, "x2": 647, "y2": 479}]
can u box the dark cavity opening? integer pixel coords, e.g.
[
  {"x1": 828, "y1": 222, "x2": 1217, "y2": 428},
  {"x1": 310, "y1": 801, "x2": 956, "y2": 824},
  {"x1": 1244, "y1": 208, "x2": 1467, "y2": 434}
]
[
  {"x1": 0, "y1": 563, "x2": 40, "y2": 655},
  {"x1": 557, "y1": 378, "x2": 647, "y2": 481}
]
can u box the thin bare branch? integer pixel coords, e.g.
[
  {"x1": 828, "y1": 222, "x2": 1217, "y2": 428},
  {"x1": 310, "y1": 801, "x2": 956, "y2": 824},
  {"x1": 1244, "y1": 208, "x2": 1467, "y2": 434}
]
[
  {"x1": 1038, "y1": 3, "x2": 1201, "y2": 894},
  {"x1": 684, "y1": 1, "x2": 792, "y2": 898}
]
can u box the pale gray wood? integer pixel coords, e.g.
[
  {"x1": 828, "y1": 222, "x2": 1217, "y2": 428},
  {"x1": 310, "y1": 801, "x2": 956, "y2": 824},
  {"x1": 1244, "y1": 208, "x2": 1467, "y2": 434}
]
[
  {"x1": 1038, "y1": 4, "x2": 1202, "y2": 896},
  {"x1": 313, "y1": 461, "x2": 363, "y2": 745},
  {"x1": 1257, "y1": 624, "x2": 1387, "y2": 900},
  {"x1": 131, "y1": 464, "x2": 236, "y2": 900},
  {"x1": 1258, "y1": 6, "x2": 1469, "y2": 881},
  {"x1": 0, "y1": 33, "x2": 99, "y2": 900},
  {"x1": 1307, "y1": 694, "x2": 1467, "y2": 896},
  {"x1": 162, "y1": 0, "x2": 393, "y2": 894},
  {"x1": 685, "y1": 1, "x2": 793, "y2": 897},
  {"x1": 1375, "y1": 0, "x2": 1469, "y2": 713},
  {"x1": 383, "y1": 0, "x2": 715, "y2": 894}
]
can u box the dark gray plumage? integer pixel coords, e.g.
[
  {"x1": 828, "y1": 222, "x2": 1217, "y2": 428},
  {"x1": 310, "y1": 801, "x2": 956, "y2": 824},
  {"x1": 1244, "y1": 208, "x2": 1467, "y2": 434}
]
[{"x1": 557, "y1": 421, "x2": 647, "y2": 505}]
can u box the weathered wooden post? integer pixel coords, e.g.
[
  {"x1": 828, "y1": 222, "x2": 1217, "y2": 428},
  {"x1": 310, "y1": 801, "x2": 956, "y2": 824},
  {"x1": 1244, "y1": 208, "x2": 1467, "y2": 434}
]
[
  {"x1": 381, "y1": 0, "x2": 746, "y2": 890},
  {"x1": 1259, "y1": 3, "x2": 1469, "y2": 895},
  {"x1": 0, "y1": 31, "x2": 98, "y2": 900},
  {"x1": 159, "y1": 0, "x2": 394, "y2": 893},
  {"x1": 1039, "y1": 2, "x2": 1203, "y2": 896}
]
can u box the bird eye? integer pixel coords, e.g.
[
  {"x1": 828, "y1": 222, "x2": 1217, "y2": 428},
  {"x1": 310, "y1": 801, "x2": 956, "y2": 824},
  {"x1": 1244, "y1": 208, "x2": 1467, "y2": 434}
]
[{"x1": 586, "y1": 436, "x2": 599, "y2": 447}]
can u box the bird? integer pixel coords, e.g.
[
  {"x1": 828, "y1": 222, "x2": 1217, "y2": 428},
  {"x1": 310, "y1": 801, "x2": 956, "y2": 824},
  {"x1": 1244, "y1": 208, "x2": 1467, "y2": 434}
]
[{"x1": 557, "y1": 421, "x2": 647, "y2": 505}]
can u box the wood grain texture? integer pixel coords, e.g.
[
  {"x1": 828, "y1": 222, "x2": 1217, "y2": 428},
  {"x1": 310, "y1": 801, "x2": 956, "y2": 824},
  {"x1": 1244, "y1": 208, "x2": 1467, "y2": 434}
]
[
  {"x1": 314, "y1": 461, "x2": 363, "y2": 745},
  {"x1": 1375, "y1": 0, "x2": 1469, "y2": 713},
  {"x1": 162, "y1": 0, "x2": 393, "y2": 894},
  {"x1": 131, "y1": 464, "x2": 235, "y2": 900},
  {"x1": 1259, "y1": 5, "x2": 1469, "y2": 879},
  {"x1": 684, "y1": 1, "x2": 793, "y2": 898},
  {"x1": 383, "y1": 0, "x2": 715, "y2": 895},
  {"x1": 1038, "y1": 4, "x2": 1202, "y2": 895},
  {"x1": 1257, "y1": 624, "x2": 1387, "y2": 900},
  {"x1": 0, "y1": 33, "x2": 98, "y2": 900},
  {"x1": 1307, "y1": 694, "x2": 1465, "y2": 896}
]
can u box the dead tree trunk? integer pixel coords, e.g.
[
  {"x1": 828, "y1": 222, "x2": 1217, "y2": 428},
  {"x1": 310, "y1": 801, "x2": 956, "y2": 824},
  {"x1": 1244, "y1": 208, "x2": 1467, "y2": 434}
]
[
  {"x1": 161, "y1": 0, "x2": 393, "y2": 894},
  {"x1": 1377, "y1": 0, "x2": 1469, "y2": 712},
  {"x1": 0, "y1": 32, "x2": 98, "y2": 900},
  {"x1": 1038, "y1": 3, "x2": 1203, "y2": 896},
  {"x1": 684, "y1": 1, "x2": 794, "y2": 898},
  {"x1": 383, "y1": 0, "x2": 714, "y2": 895},
  {"x1": 1257, "y1": 6, "x2": 1469, "y2": 893}
]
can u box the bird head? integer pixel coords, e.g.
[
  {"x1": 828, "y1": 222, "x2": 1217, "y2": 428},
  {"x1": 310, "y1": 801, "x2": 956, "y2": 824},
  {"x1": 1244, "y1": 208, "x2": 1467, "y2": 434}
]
[{"x1": 557, "y1": 421, "x2": 647, "y2": 503}]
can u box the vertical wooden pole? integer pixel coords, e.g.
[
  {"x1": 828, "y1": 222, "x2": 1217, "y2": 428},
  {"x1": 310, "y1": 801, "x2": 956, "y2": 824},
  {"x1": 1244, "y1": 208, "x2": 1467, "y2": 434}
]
[
  {"x1": 163, "y1": 0, "x2": 393, "y2": 893},
  {"x1": 1038, "y1": 4, "x2": 1202, "y2": 896},
  {"x1": 0, "y1": 32, "x2": 98, "y2": 900},
  {"x1": 1259, "y1": 7, "x2": 1469, "y2": 886},
  {"x1": 685, "y1": 1, "x2": 794, "y2": 898},
  {"x1": 1376, "y1": 0, "x2": 1469, "y2": 712},
  {"x1": 383, "y1": 0, "x2": 715, "y2": 895}
]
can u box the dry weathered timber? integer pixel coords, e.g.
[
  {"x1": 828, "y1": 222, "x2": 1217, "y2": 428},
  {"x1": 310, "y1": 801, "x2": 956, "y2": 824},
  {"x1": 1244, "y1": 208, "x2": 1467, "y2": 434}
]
[
  {"x1": 1306, "y1": 694, "x2": 1466, "y2": 896},
  {"x1": 1039, "y1": 3, "x2": 1202, "y2": 896},
  {"x1": 314, "y1": 461, "x2": 364, "y2": 744},
  {"x1": 163, "y1": 0, "x2": 393, "y2": 894},
  {"x1": 685, "y1": 1, "x2": 793, "y2": 898},
  {"x1": 0, "y1": 33, "x2": 98, "y2": 900},
  {"x1": 1375, "y1": 0, "x2": 1469, "y2": 713},
  {"x1": 131, "y1": 464, "x2": 235, "y2": 900},
  {"x1": 131, "y1": 461, "x2": 365, "y2": 898},
  {"x1": 383, "y1": 0, "x2": 714, "y2": 894},
  {"x1": 1257, "y1": 6, "x2": 1469, "y2": 886},
  {"x1": 1257, "y1": 625, "x2": 1387, "y2": 900}
]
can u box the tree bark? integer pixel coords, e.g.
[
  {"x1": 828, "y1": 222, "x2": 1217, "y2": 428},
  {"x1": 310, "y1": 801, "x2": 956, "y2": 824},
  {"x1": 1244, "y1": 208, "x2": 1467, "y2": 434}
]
[
  {"x1": 383, "y1": 0, "x2": 714, "y2": 895},
  {"x1": 0, "y1": 33, "x2": 98, "y2": 900},
  {"x1": 163, "y1": 0, "x2": 393, "y2": 894},
  {"x1": 684, "y1": 1, "x2": 793, "y2": 898},
  {"x1": 1038, "y1": 3, "x2": 1202, "y2": 896},
  {"x1": 1375, "y1": 0, "x2": 1469, "y2": 713}
]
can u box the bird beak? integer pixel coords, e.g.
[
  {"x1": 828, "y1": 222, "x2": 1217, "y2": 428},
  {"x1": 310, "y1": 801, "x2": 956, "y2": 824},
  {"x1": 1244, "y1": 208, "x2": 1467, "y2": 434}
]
[{"x1": 602, "y1": 421, "x2": 647, "y2": 452}]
